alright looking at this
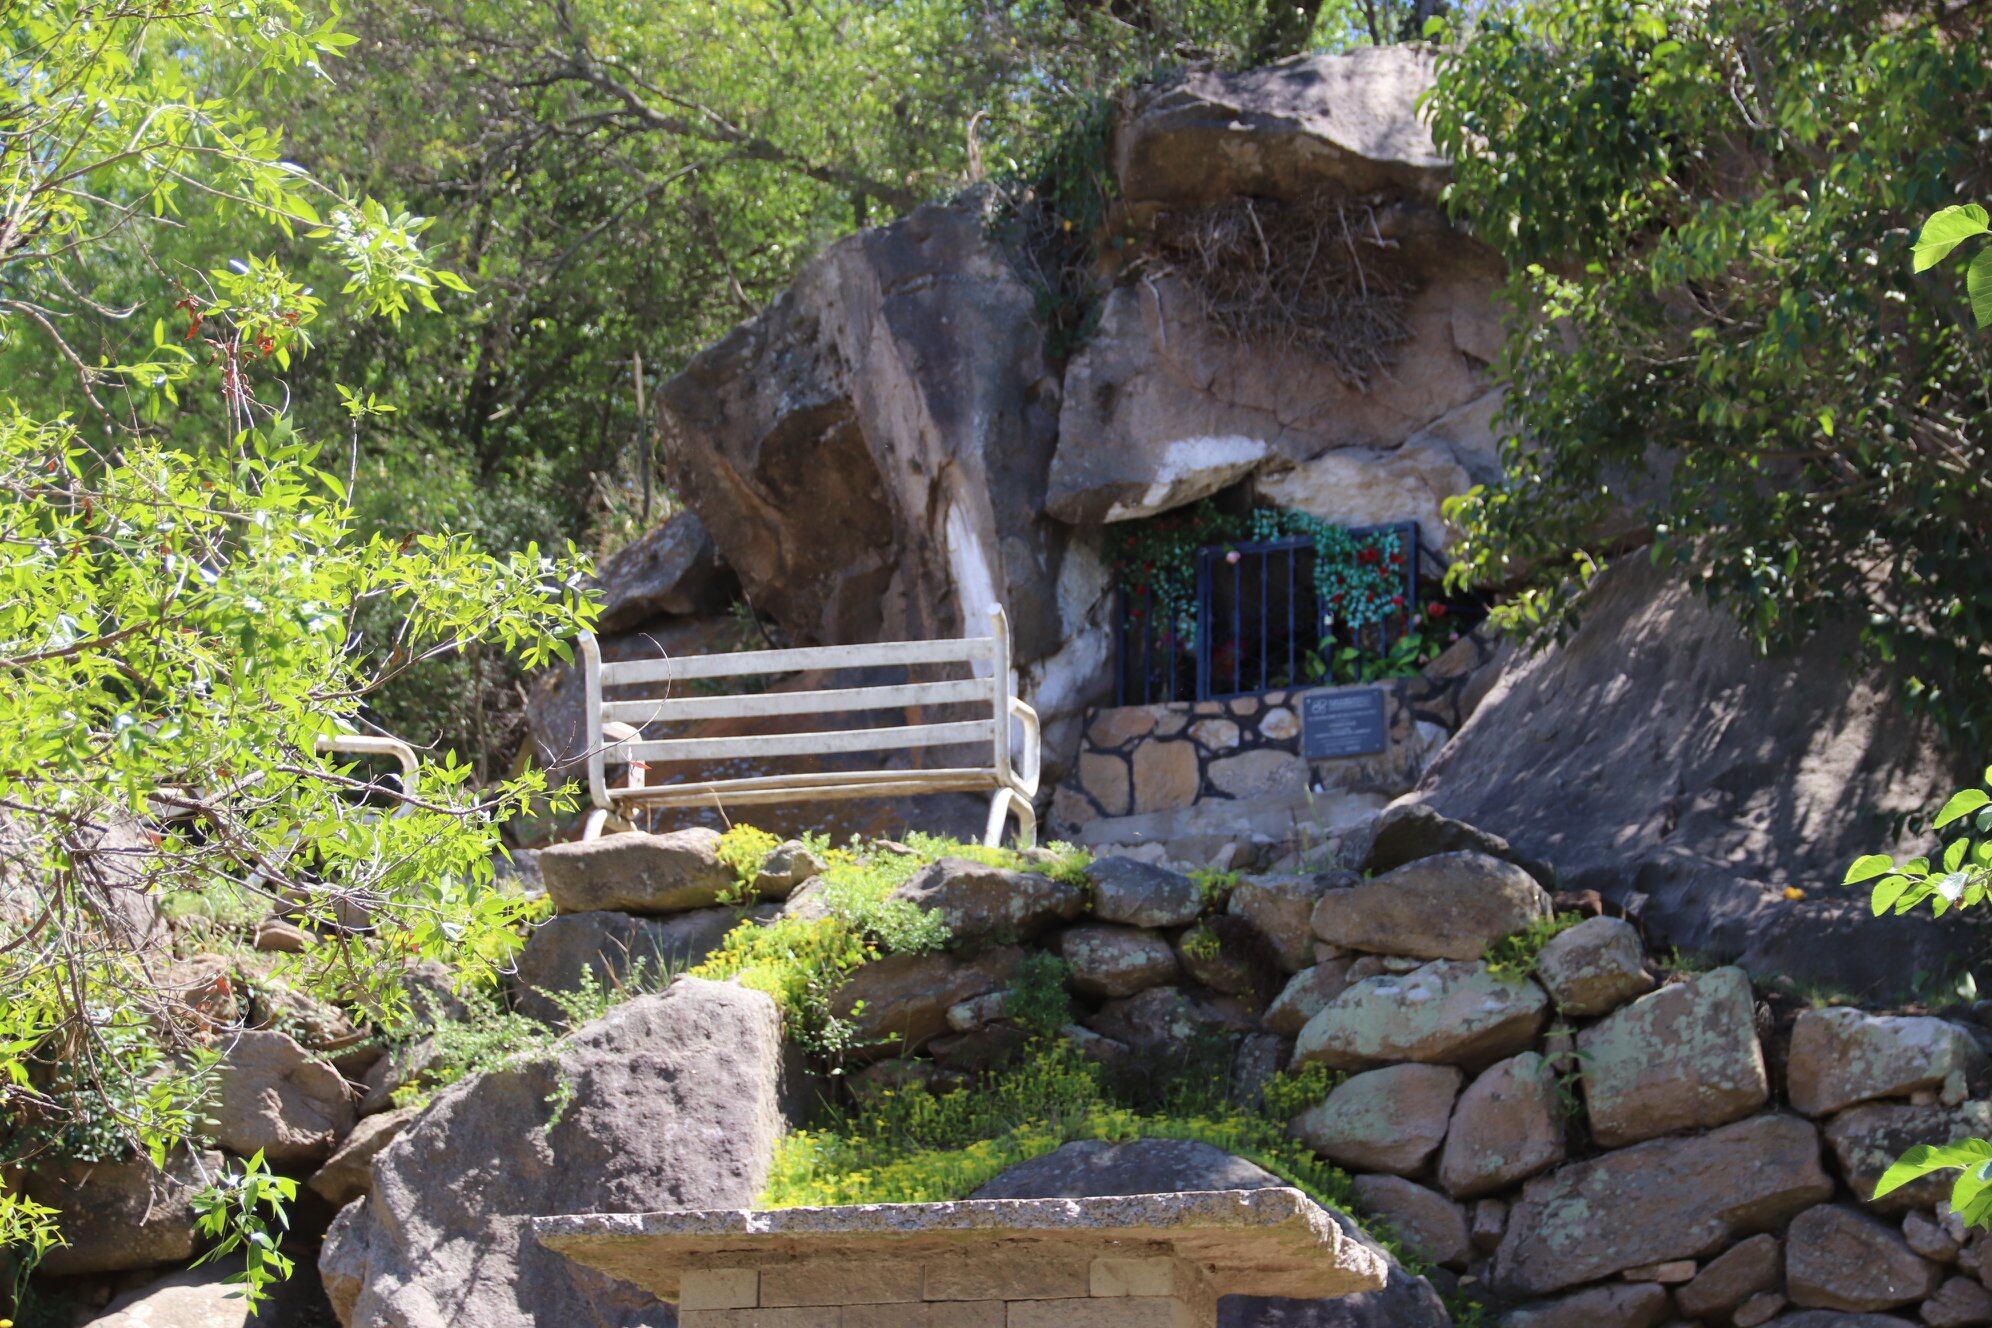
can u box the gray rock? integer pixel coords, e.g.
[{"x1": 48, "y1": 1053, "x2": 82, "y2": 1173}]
[
  {"x1": 656, "y1": 191, "x2": 1072, "y2": 701},
  {"x1": 1785, "y1": 1204, "x2": 1941, "y2": 1311},
  {"x1": 1055, "y1": 923, "x2": 1181, "y2": 998},
  {"x1": 508, "y1": 906, "x2": 747, "y2": 1023},
  {"x1": 1264, "y1": 960, "x2": 1357, "y2": 1037},
  {"x1": 833, "y1": 947, "x2": 1023, "y2": 1060},
  {"x1": 1822, "y1": 1101, "x2": 1992, "y2": 1214},
  {"x1": 1494, "y1": 1114, "x2": 1834, "y2": 1295},
  {"x1": 1231, "y1": 874, "x2": 1347, "y2": 972},
  {"x1": 25, "y1": 1148, "x2": 222, "y2": 1276},
  {"x1": 319, "y1": 978, "x2": 787, "y2": 1328},
  {"x1": 1294, "y1": 960, "x2": 1549, "y2": 1072},
  {"x1": 358, "y1": 1034, "x2": 447, "y2": 1116},
  {"x1": 1083, "y1": 984, "x2": 1259, "y2": 1060},
  {"x1": 891, "y1": 857, "x2": 1084, "y2": 945},
  {"x1": 1309, "y1": 851, "x2": 1553, "y2": 961},
  {"x1": 1498, "y1": 1283, "x2": 1671, "y2": 1328},
  {"x1": 1757, "y1": 1315, "x2": 1919, "y2": 1328},
  {"x1": 1292, "y1": 1063, "x2": 1461, "y2": 1175},
  {"x1": 538, "y1": 829, "x2": 734, "y2": 915},
  {"x1": 80, "y1": 1266, "x2": 257, "y2": 1328},
  {"x1": 1088, "y1": 857, "x2": 1206, "y2": 929},
  {"x1": 1115, "y1": 45, "x2": 1448, "y2": 206},
  {"x1": 589, "y1": 509, "x2": 736, "y2": 633},
  {"x1": 1350, "y1": 1175, "x2": 1469, "y2": 1269},
  {"x1": 1408, "y1": 556, "x2": 1975, "y2": 1001},
  {"x1": 968, "y1": 1138, "x2": 1448, "y2": 1328},
  {"x1": 1785, "y1": 1006, "x2": 1986, "y2": 1117},
  {"x1": 1533, "y1": 916, "x2": 1653, "y2": 1017},
  {"x1": 1577, "y1": 967, "x2": 1768, "y2": 1146},
  {"x1": 1436, "y1": 1052, "x2": 1566, "y2": 1199},
  {"x1": 753, "y1": 840, "x2": 826, "y2": 899},
  {"x1": 308, "y1": 1106, "x2": 415, "y2": 1208},
  {"x1": 1675, "y1": 1233, "x2": 1783, "y2": 1320},
  {"x1": 1175, "y1": 915, "x2": 1277, "y2": 1000},
  {"x1": 1342, "y1": 802, "x2": 1540, "y2": 880},
  {"x1": 971, "y1": 1138, "x2": 1280, "y2": 1200},
  {"x1": 1920, "y1": 1275, "x2": 1992, "y2": 1327},
  {"x1": 212, "y1": 1028, "x2": 356, "y2": 1164}
]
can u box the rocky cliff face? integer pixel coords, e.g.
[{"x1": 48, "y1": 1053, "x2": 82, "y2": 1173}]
[{"x1": 654, "y1": 46, "x2": 1495, "y2": 768}]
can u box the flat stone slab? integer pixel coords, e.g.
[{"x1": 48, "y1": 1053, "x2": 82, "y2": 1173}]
[{"x1": 532, "y1": 1188, "x2": 1387, "y2": 1304}]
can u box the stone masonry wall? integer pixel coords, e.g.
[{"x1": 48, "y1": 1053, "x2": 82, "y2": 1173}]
[
  {"x1": 520, "y1": 809, "x2": 1992, "y2": 1328},
  {"x1": 678, "y1": 1252, "x2": 1212, "y2": 1328},
  {"x1": 1051, "y1": 629, "x2": 1504, "y2": 840}
]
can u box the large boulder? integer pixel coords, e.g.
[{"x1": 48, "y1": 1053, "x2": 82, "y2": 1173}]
[
  {"x1": 507, "y1": 907, "x2": 747, "y2": 1024},
  {"x1": 588, "y1": 509, "x2": 736, "y2": 634},
  {"x1": 1493, "y1": 1113, "x2": 1835, "y2": 1295},
  {"x1": 1264, "y1": 960, "x2": 1358, "y2": 1037},
  {"x1": 1083, "y1": 984, "x2": 1259, "y2": 1060},
  {"x1": 309, "y1": 1106, "x2": 417, "y2": 1208},
  {"x1": 1087, "y1": 857, "x2": 1206, "y2": 929},
  {"x1": 1532, "y1": 916, "x2": 1652, "y2": 1017},
  {"x1": 1408, "y1": 557, "x2": 1971, "y2": 998},
  {"x1": 968, "y1": 1138, "x2": 1448, "y2": 1328},
  {"x1": 1230, "y1": 874, "x2": 1345, "y2": 972},
  {"x1": 1055, "y1": 923, "x2": 1182, "y2": 998},
  {"x1": 654, "y1": 190, "x2": 1101, "y2": 761},
  {"x1": 1784, "y1": 1204, "x2": 1942, "y2": 1312},
  {"x1": 319, "y1": 978, "x2": 788, "y2": 1328},
  {"x1": 1576, "y1": 967, "x2": 1769, "y2": 1146},
  {"x1": 1349, "y1": 1175, "x2": 1469, "y2": 1269},
  {"x1": 1436, "y1": 1051, "x2": 1566, "y2": 1199},
  {"x1": 832, "y1": 947, "x2": 1023, "y2": 1060},
  {"x1": 21, "y1": 1148, "x2": 222, "y2": 1276},
  {"x1": 81, "y1": 1267, "x2": 257, "y2": 1328},
  {"x1": 537, "y1": 829, "x2": 734, "y2": 915},
  {"x1": 1293, "y1": 960, "x2": 1548, "y2": 1071},
  {"x1": 1785, "y1": 1007, "x2": 1986, "y2": 1117},
  {"x1": 1308, "y1": 851, "x2": 1552, "y2": 961},
  {"x1": 1291, "y1": 1063, "x2": 1461, "y2": 1175},
  {"x1": 1823, "y1": 1100, "x2": 1992, "y2": 1214},
  {"x1": 1114, "y1": 47, "x2": 1450, "y2": 209},
  {"x1": 890, "y1": 858, "x2": 1085, "y2": 945},
  {"x1": 211, "y1": 1028, "x2": 356, "y2": 1165},
  {"x1": 1498, "y1": 1282, "x2": 1672, "y2": 1328}
]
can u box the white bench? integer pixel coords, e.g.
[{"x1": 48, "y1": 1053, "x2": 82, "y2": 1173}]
[{"x1": 576, "y1": 605, "x2": 1041, "y2": 847}]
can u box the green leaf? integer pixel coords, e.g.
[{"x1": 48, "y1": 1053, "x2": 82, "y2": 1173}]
[
  {"x1": 1845, "y1": 853, "x2": 1895, "y2": 884},
  {"x1": 1914, "y1": 204, "x2": 1989, "y2": 273},
  {"x1": 1969, "y1": 247, "x2": 1992, "y2": 329},
  {"x1": 1936, "y1": 789, "x2": 1991, "y2": 830},
  {"x1": 1871, "y1": 874, "x2": 1912, "y2": 915},
  {"x1": 1874, "y1": 1139, "x2": 1992, "y2": 1198}
]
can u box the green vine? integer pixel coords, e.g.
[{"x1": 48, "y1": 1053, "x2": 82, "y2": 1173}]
[{"x1": 1104, "y1": 501, "x2": 1418, "y2": 660}]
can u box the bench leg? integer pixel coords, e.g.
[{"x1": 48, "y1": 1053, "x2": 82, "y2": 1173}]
[
  {"x1": 984, "y1": 787, "x2": 1037, "y2": 850},
  {"x1": 581, "y1": 807, "x2": 610, "y2": 841}
]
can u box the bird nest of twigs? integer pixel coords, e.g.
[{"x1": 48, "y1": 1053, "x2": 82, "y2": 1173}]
[{"x1": 1149, "y1": 190, "x2": 1415, "y2": 390}]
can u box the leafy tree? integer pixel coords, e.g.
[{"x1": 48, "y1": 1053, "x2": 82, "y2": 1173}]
[
  {"x1": 1427, "y1": 0, "x2": 1992, "y2": 744},
  {"x1": 0, "y1": 0, "x2": 592, "y2": 1299}
]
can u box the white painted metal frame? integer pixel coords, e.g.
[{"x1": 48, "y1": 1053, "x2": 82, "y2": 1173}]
[{"x1": 576, "y1": 605, "x2": 1040, "y2": 847}]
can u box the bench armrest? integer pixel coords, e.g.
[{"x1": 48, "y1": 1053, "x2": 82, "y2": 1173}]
[
  {"x1": 602, "y1": 721, "x2": 643, "y2": 790},
  {"x1": 1006, "y1": 697, "x2": 1041, "y2": 798}
]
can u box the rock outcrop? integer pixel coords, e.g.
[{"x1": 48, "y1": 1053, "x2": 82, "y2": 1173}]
[
  {"x1": 319, "y1": 978, "x2": 788, "y2": 1328},
  {"x1": 1408, "y1": 557, "x2": 1971, "y2": 996}
]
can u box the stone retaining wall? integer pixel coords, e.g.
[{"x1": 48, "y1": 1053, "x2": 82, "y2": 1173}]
[{"x1": 1050, "y1": 629, "x2": 1503, "y2": 840}]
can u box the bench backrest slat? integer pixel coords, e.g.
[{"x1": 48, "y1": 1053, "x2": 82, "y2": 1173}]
[
  {"x1": 600, "y1": 676, "x2": 992, "y2": 726},
  {"x1": 601, "y1": 635, "x2": 993, "y2": 686},
  {"x1": 625, "y1": 718, "x2": 996, "y2": 764}
]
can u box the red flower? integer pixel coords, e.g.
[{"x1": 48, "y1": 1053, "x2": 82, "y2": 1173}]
[
  {"x1": 1391, "y1": 595, "x2": 1405, "y2": 608},
  {"x1": 1427, "y1": 603, "x2": 1447, "y2": 619}
]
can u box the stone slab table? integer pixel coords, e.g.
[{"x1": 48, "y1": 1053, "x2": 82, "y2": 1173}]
[{"x1": 532, "y1": 1187, "x2": 1386, "y2": 1328}]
